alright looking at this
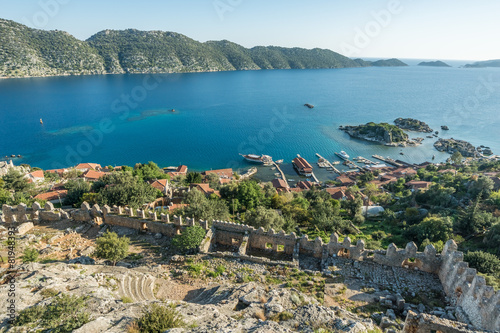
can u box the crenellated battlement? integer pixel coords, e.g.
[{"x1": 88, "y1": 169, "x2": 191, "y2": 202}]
[
  {"x1": 1, "y1": 202, "x2": 498, "y2": 331},
  {"x1": 439, "y1": 240, "x2": 500, "y2": 331}
]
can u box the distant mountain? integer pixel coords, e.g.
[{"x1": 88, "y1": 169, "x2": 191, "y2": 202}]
[
  {"x1": 0, "y1": 18, "x2": 373, "y2": 78},
  {"x1": 353, "y1": 58, "x2": 408, "y2": 67},
  {"x1": 464, "y1": 59, "x2": 500, "y2": 68},
  {"x1": 418, "y1": 60, "x2": 451, "y2": 67}
]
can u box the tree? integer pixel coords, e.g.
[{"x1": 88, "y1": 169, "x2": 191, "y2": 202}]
[
  {"x1": 485, "y1": 223, "x2": 500, "y2": 254},
  {"x1": 171, "y1": 225, "x2": 206, "y2": 253},
  {"x1": 363, "y1": 183, "x2": 379, "y2": 217},
  {"x1": 468, "y1": 177, "x2": 494, "y2": 199},
  {"x1": 64, "y1": 179, "x2": 91, "y2": 207},
  {"x1": 2, "y1": 169, "x2": 31, "y2": 192},
  {"x1": 94, "y1": 231, "x2": 129, "y2": 265},
  {"x1": 464, "y1": 251, "x2": 500, "y2": 275},
  {"x1": 0, "y1": 187, "x2": 12, "y2": 205},
  {"x1": 183, "y1": 188, "x2": 230, "y2": 221},
  {"x1": 206, "y1": 173, "x2": 220, "y2": 189},
  {"x1": 97, "y1": 172, "x2": 158, "y2": 208},
  {"x1": 451, "y1": 151, "x2": 463, "y2": 165},
  {"x1": 455, "y1": 199, "x2": 498, "y2": 236},
  {"x1": 185, "y1": 172, "x2": 202, "y2": 184},
  {"x1": 133, "y1": 161, "x2": 169, "y2": 182},
  {"x1": 237, "y1": 180, "x2": 264, "y2": 210},
  {"x1": 245, "y1": 206, "x2": 286, "y2": 231},
  {"x1": 405, "y1": 216, "x2": 453, "y2": 244}
]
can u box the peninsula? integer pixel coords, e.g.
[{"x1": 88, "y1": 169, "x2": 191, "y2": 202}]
[
  {"x1": 464, "y1": 59, "x2": 500, "y2": 68},
  {"x1": 0, "y1": 18, "x2": 407, "y2": 78}
]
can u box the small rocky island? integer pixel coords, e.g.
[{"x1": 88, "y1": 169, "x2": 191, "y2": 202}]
[
  {"x1": 394, "y1": 118, "x2": 433, "y2": 133},
  {"x1": 433, "y1": 138, "x2": 480, "y2": 157},
  {"x1": 340, "y1": 122, "x2": 420, "y2": 146},
  {"x1": 418, "y1": 61, "x2": 451, "y2": 67}
]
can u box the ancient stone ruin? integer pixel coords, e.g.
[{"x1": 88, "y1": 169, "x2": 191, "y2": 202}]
[{"x1": 1, "y1": 202, "x2": 498, "y2": 331}]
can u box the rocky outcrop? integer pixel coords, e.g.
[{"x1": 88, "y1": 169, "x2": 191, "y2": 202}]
[
  {"x1": 340, "y1": 122, "x2": 409, "y2": 145},
  {"x1": 394, "y1": 118, "x2": 433, "y2": 133},
  {"x1": 434, "y1": 138, "x2": 480, "y2": 157}
]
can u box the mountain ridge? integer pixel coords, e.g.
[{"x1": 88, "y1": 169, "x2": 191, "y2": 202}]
[{"x1": 0, "y1": 18, "x2": 405, "y2": 78}]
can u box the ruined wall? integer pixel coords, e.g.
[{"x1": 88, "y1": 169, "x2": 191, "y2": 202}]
[
  {"x1": 438, "y1": 240, "x2": 500, "y2": 331},
  {"x1": 248, "y1": 228, "x2": 296, "y2": 255},
  {"x1": 2, "y1": 202, "x2": 69, "y2": 224},
  {"x1": 403, "y1": 311, "x2": 486, "y2": 333}
]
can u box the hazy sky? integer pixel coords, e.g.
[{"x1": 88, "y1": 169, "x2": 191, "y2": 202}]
[{"x1": 1, "y1": 0, "x2": 499, "y2": 61}]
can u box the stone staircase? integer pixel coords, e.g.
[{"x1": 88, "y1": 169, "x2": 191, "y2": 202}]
[{"x1": 118, "y1": 273, "x2": 156, "y2": 302}]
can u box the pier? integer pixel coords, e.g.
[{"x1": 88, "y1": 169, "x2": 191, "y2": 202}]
[
  {"x1": 372, "y1": 155, "x2": 404, "y2": 167},
  {"x1": 315, "y1": 153, "x2": 341, "y2": 174},
  {"x1": 273, "y1": 162, "x2": 289, "y2": 188}
]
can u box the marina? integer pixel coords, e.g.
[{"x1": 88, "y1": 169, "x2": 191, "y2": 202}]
[
  {"x1": 372, "y1": 155, "x2": 404, "y2": 167},
  {"x1": 315, "y1": 153, "x2": 341, "y2": 174}
]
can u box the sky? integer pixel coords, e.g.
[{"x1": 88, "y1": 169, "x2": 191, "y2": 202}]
[{"x1": 0, "y1": 0, "x2": 499, "y2": 61}]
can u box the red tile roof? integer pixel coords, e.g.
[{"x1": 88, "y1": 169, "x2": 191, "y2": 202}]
[
  {"x1": 75, "y1": 163, "x2": 101, "y2": 171},
  {"x1": 83, "y1": 170, "x2": 106, "y2": 180},
  {"x1": 35, "y1": 190, "x2": 67, "y2": 201},
  {"x1": 29, "y1": 170, "x2": 44, "y2": 179},
  {"x1": 325, "y1": 187, "x2": 347, "y2": 200},
  {"x1": 176, "y1": 165, "x2": 188, "y2": 173},
  {"x1": 292, "y1": 157, "x2": 312, "y2": 171},
  {"x1": 296, "y1": 180, "x2": 313, "y2": 190},
  {"x1": 168, "y1": 203, "x2": 188, "y2": 212},
  {"x1": 151, "y1": 179, "x2": 168, "y2": 191},
  {"x1": 202, "y1": 168, "x2": 233, "y2": 179},
  {"x1": 272, "y1": 178, "x2": 288, "y2": 189}
]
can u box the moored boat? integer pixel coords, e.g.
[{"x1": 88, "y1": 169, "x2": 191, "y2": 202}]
[
  {"x1": 335, "y1": 151, "x2": 350, "y2": 160},
  {"x1": 240, "y1": 153, "x2": 272, "y2": 164}
]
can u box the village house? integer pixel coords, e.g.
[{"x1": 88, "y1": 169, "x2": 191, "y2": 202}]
[
  {"x1": 292, "y1": 157, "x2": 313, "y2": 177},
  {"x1": 325, "y1": 187, "x2": 347, "y2": 200},
  {"x1": 75, "y1": 163, "x2": 102, "y2": 173},
  {"x1": 271, "y1": 178, "x2": 289, "y2": 193},
  {"x1": 82, "y1": 169, "x2": 106, "y2": 181},
  {"x1": 191, "y1": 183, "x2": 220, "y2": 197},
  {"x1": 202, "y1": 168, "x2": 233, "y2": 180},
  {"x1": 167, "y1": 165, "x2": 188, "y2": 177},
  {"x1": 26, "y1": 170, "x2": 44, "y2": 183},
  {"x1": 46, "y1": 168, "x2": 68, "y2": 177},
  {"x1": 405, "y1": 180, "x2": 432, "y2": 191},
  {"x1": 296, "y1": 180, "x2": 314, "y2": 190},
  {"x1": 34, "y1": 190, "x2": 68, "y2": 204},
  {"x1": 336, "y1": 175, "x2": 356, "y2": 187},
  {"x1": 150, "y1": 179, "x2": 171, "y2": 196}
]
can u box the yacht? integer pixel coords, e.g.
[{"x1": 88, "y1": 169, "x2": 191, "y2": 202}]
[
  {"x1": 335, "y1": 151, "x2": 350, "y2": 160},
  {"x1": 240, "y1": 154, "x2": 272, "y2": 164}
]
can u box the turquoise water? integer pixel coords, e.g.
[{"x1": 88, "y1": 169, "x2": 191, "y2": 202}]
[{"x1": 0, "y1": 66, "x2": 499, "y2": 178}]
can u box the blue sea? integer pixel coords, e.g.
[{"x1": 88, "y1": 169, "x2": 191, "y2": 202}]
[{"x1": 1, "y1": 63, "x2": 499, "y2": 181}]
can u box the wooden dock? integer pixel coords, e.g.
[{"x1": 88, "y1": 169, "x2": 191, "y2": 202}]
[
  {"x1": 273, "y1": 162, "x2": 289, "y2": 188},
  {"x1": 316, "y1": 153, "x2": 341, "y2": 174},
  {"x1": 372, "y1": 155, "x2": 403, "y2": 167}
]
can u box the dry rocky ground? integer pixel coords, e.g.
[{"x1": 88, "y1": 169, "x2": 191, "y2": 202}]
[{"x1": 0, "y1": 220, "x2": 456, "y2": 332}]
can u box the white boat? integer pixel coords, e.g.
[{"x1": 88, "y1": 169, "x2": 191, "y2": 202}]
[
  {"x1": 240, "y1": 153, "x2": 272, "y2": 164},
  {"x1": 335, "y1": 151, "x2": 350, "y2": 160},
  {"x1": 275, "y1": 159, "x2": 283, "y2": 164}
]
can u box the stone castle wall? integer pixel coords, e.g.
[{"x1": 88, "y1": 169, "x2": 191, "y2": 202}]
[{"x1": 1, "y1": 202, "x2": 498, "y2": 331}]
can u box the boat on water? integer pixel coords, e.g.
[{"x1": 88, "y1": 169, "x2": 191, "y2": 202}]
[
  {"x1": 335, "y1": 151, "x2": 350, "y2": 160},
  {"x1": 39, "y1": 118, "x2": 43, "y2": 125},
  {"x1": 240, "y1": 153, "x2": 272, "y2": 164},
  {"x1": 275, "y1": 159, "x2": 284, "y2": 164}
]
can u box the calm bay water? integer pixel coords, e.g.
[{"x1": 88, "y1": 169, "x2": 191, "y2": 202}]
[{"x1": 0, "y1": 65, "x2": 499, "y2": 181}]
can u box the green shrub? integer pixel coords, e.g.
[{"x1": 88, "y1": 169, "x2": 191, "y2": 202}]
[
  {"x1": 172, "y1": 225, "x2": 206, "y2": 253},
  {"x1": 121, "y1": 296, "x2": 134, "y2": 303},
  {"x1": 371, "y1": 230, "x2": 387, "y2": 241},
  {"x1": 21, "y1": 247, "x2": 39, "y2": 263},
  {"x1": 136, "y1": 303, "x2": 185, "y2": 333},
  {"x1": 95, "y1": 231, "x2": 130, "y2": 265},
  {"x1": 13, "y1": 294, "x2": 89, "y2": 332},
  {"x1": 464, "y1": 251, "x2": 500, "y2": 276}
]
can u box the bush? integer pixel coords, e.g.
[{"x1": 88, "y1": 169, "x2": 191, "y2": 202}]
[
  {"x1": 14, "y1": 294, "x2": 89, "y2": 332},
  {"x1": 464, "y1": 251, "x2": 500, "y2": 276},
  {"x1": 371, "y1": 230, "x2": 387, "y2": 241},
  {"x1": 172, "y1": 225, "x2": 206, "y2": 253},
  {"x1": 22, "y1": 247, "x2": 39, "y2": 263},
  {"x1": 135, "y1": 303, "x2": 185, "y2": 333},
  {"x1": 94, "y1": 231, "x2": 130, "y2": 265}
]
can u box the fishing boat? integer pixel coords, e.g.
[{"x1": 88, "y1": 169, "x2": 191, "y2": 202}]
[
  {"x1": 275, "y1": 159, "x2": 284, "y2": 164},
  {"x1": 240, "y1": 154, "x2": 272, "y2": 164},
  {"x1": 39, "y1": 118, "x2": 43, "y2": 125},
  {"x1": 335, "y1": 151, "x2": 350, "y2": 160}
]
